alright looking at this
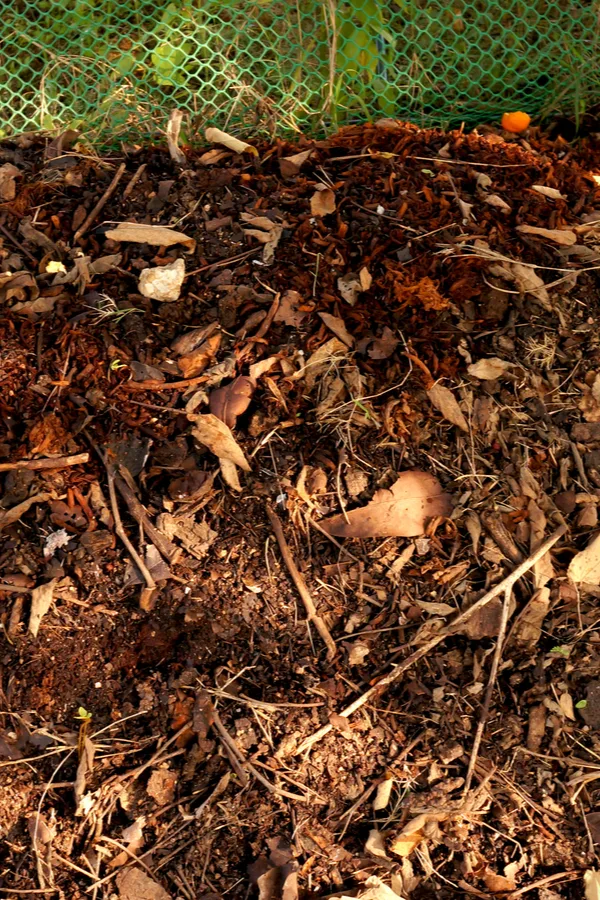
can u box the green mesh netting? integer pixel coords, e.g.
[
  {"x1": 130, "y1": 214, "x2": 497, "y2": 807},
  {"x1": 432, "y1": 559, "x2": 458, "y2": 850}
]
[{"x1": 1, "y1": 0, "x2": 598, "y2": 144}]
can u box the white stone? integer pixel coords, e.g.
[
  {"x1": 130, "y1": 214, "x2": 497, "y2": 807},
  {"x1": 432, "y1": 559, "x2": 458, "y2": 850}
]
[{"x1": 138, "y1": 258, "x2": 185, "y2": 303}]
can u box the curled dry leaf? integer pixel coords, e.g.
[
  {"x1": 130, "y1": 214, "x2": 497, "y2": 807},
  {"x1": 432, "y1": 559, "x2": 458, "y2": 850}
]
[
  {"x1": 513, "y1": 587, "x2": 550, "y2": 647},
  {"x1": 311, "y1": 184, "x2": 336, "y2": 216},
  {"x1": 220, "y1": 457, "x2": 243, "y2": 491},
  {"x1": 105, "y1": 223, "x2": 195, "y2": 251},
  {"x1": 210, "y1": 376, "x2": 255, "y2": 429},
  {"x1": 467, "y1": 357, "x2": 513, "y2": 380},
  {"x1": 204, "y1": 126, "x2": 257, "y2": 156},
  {"x1": 0, "y1": 492, "x2": 54, "y2": 531},
  {"x1": 171, "y1": 322, "x2": 219, "y2": 357},
  {"x1": 484, "y1": 193, "x2": 511, "y2": 211},
  {"x1": 320, "y1": 470, "x2": 453, "y2": 538},
  {"x1": 280, "y1": 149, "x2": 313, "y2": 177},
  {"x1": 568, "y1": 532, "x2": 600, "y2": 586},
  {"x1": 191, "y1": 413, "x2": 250, "y2": 471},
  {"x1": 302, "y1": 337, "x2": 349, "y2": 391},
  {"x1": 177, "y1": 331, "x2": 222, "y2": 378},
  {"x1": 373, "y1": 778, "x2": 394, "y2": 811},
  {"x1": 240, "y1": 213, "x2": 283, "y2": 264},
  {"x1": 29, "y1": 579, "x2": 58, "y2": 638},
  {"x1": 532, "y1": 184, "x2": 566, "y2": 200},
  {"x1": 427, "y1": 383, "x2": 469, "y2": 432},
  {"x1": 338, "y1": 270, "x2": 371, "y2": 306},
  {"x1": 517, "y1": 224, "x2": 577, "y2": 246}
]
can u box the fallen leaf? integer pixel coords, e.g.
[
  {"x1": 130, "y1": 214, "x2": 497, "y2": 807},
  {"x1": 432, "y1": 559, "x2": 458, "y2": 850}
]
[
  {"x1": 414, "y1": 599, "x2": 455, "y2": 616},
  {"x1": 559, "y1": 691, "x2": 575, "y2": 720},
  {"x1": 220, "y1": 457, "x2": 243, "y2": 491},
  {"x1": 302, "y1": 337, "x2": 349, "y2": 391},
  {"x1": 513, "y1": 587, "x2": 550, "y2": 647},
  {"x1": 28, "y1": 579, "x2": 58, "y2": 638},
  {"x1": 191, "y1": 414, "x2": 250, "y2": 471},
  {"x1": 88, "y1": 253, "x2": 122, "y2": 276},
  {"x1": 568, "y1": 532, "x2": 600, "y2": 585},
  {"x1": 274, "y1": 290, "x2": 307, "y2": 327},
  {"x1": 205, "y1": 127, "x2": 257, "y2": 156},
  {"x1": 105, "y1": 223, "x2": 194, "y2": 251},
  {"x1": 365, "y1": 829, "x2": 389, "y2": 859},
  {"x1": 368, "y1": 326, "x2": 399, "y2": 360},
  {"x1": 249, "y1": 356, "x2": 278, "y2": 381},
  {"x1": 0, "y1": 163, "x2": 20, "y2": 200},
  {"x1": 373, "y1": 778, "x2": 394, "y2": 811},
  {"x1": 171, "y1": 322, "x2": 219, "y2": 356},
  {"x1": 509, "y1": 263, "x2": 551, "y2": 307},
  {"x1": 318, "y1": 312, "x2": 354, "y2": 347},
  {"x1": 348, "y1": 641, "x2": 370, "y2": 665},
  {"x1": 240, "y1": 213, "x2": 283, "y2": 264},
  {"x1": 338, "y1": 272, "x2": 369, "y2": 306},
  {"x1": 198, "y1": 148, "x2": 230, "y2": 165},
  {"x1": 484, "y1": 193, "x2": 511, "y2": 211},
  {"x1": 427, "y1": 383, "x2": 469, "y2": 432},
  {"x1": 109, "y1": 818, "x2": 146, "y2": 869},
  {"x1": 467, "y1": 357, "x2": 513, "y2": 380},
  {"x1": 585, "y1": 870, "x2": 600, "y2": 900},
  {"x1": 517, "y1": 224, "x2": 577, "y2": 245},
  {"x1": 280, "y1": 149, "x2": 313, "y2": 177},
  {"x1": 210, "y1": 376, "x2": 255, "y2": 429},
  {"x1": 359, "y1": 267, "x2": 373, "y2": 290},
  {"x1": 532, "y1": 185, "x2": 566, "y2": 200},
  {"x1": 311, "y1": 185, "x2": 336, "y2": 216},
  {"x1": 117, "y1": 867, "x2": 171, "y2": 900},
  {"x1": 321, "y1": 470, "x2": 453, "y2": 538},
  {"x1": 342, "y1": 876, "x2": 404, "y2": 900},
  {"x1": 19, "y1": 218, "x2": 59, "y2": 253},
  {"x1": 483, "y1": 867, "x2": 517, "y2": 893},
  {"x1": 0, "y1": 492, "x2": 54, "y2": 531},
  {"x1": 177, "y1": 331, "x2": 222, "y2": 378},
  {"x1": 166, "y1": 109, "x2": 186, "y2": 164}
]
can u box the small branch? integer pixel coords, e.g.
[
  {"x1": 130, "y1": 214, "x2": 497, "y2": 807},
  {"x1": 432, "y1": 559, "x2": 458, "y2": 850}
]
[
  {"x1": 295, "y1": 524, "x2": 567, "y2": 754},
  {"x1": 74, "y1": 163, "x2": 127, "y2": 242},
  {"x1": 266, "y1": 505, "x2": 337, "y2": 660},
  {"x1": 105, "y1": 466, "x2": 156, "y2": 609},
  {"x1": 0, "y1": 453, "x2": 89, "y2": 473},
  {"x1": 122, "y1": 163, "x2": 147, "y2": 199},
  {"x1": 114, "y1": 471, "x2": 180, "y2": 564},
  {"x1": 462, "y1": 584, "x2": 513, "y2": 796}
]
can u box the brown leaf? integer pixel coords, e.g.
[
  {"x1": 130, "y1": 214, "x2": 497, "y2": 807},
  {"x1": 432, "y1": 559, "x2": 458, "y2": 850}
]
[
  {"x1": 274, "y1": 290, "x2": 307, "y2": 327},
  {"x1": 517, "y1": 224, "x2": 576, "y2": 245},
  {"x1": 318, "y1": 312, "x2": 354, "y2": 347},
  {"x1": 117, "y1": 867, "x2": 171, "y2": 900},
  {"x1": 28, "y1": 579, "x2": 58, "y2": 638},
  {"x1": 320, "y1": 470, "x2": 453, "y2": 538},
  {"x1": 427, "y1": 383, "x2": 469, "y2": 432},
  {"x1": 483, "y1": 864, "x2": 518, "y2": 893},
  {"x1": 509, "y1": 263, "x2": 550, "y2": 307},
  {"x1": 338, "y1": 272, "x2": 367, "y2": 306},
  {"x1": 310, "y1": 185, "x2": 336, "y2": 216},
  {"x1": 302, "y1": 337, "x2": 349, "y2": 391},
  {"x1": 513, "y1": 587, "x2": 550, "y2": 647},
  {"x1": 0, "y1": 163, "x2": 21, "y2": 201},
  {"x1": 368, "y1": 326, "x2": 399, "y2": 360},
  {"x1": 0, "y1": 492, "x2": 54, "y2": 532},
  {"x1": 191, "y1": 414, "x2": 250, "y2": 471},
  {"x1": 105, "y1": 223, "x2": 194, "y2": 251},
  {"x1": 171, "y1": 322, "x2": 219, "y2": 356},
  {"x1": 210, "y1": 376, "x2": 255, "y2": 429},
  {"x1": 74, "y1": 735, "x2": 95, "y2": 811},
  {"x1": 279, "y1": 149, "x2": 313, "y2": 177},
  {"x1": 177, "y1": 331, "x2": 222, "y2": 378}
]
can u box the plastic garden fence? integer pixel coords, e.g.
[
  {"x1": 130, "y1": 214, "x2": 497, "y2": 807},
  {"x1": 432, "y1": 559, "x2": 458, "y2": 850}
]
[{"x1": 1, "y1": 0, "x2": 598, "y2": 144}]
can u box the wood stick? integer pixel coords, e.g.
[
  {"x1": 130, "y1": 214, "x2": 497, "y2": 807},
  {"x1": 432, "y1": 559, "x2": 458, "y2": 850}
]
[
  {"x1": 0, "y1": 453, "x2": 89, "y2": 473},
  {"x1": 266, "y1": 505, "x2": 337, "y2": 660},
  {"x1": 462, "y1": 584, "x2": 512, "y2": 796},
  {"x1": 295, "y1": 524, "x2": 567, "y2": 754},
  {"x1": 122, "y1": 163, "x2": 147, "y2": 199},
  {"x1": 105, "y1": 466, "x2": 156, "y2": 610},
  {"x1": 74, "y1": 163, "x2": 126, "y2": 242},
  {"x1": 114, "y1": 471, "x2": 180, "y2": 564}
]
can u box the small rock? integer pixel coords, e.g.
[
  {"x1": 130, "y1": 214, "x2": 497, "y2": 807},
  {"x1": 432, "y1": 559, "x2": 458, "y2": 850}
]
[
  {"x1": 146, "y1": 769, "x2": 177, "y2": 805},
  {"x1": 580, "y1": 681, "x2": 600, "y2": 729},
  {"x1": 117, "y1": 867, "x2": 171, "y2": 900},
  {"x1": 138, "y1": 258, "x2": 185, "y2": 303}
]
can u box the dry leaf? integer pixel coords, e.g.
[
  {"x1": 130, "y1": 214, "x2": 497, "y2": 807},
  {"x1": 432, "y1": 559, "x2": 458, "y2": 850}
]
[
  {"x1": 191, "y1": 414, "x2": 250, "y2": 471},
  {"x1": 205, "y1": 127, "x2": 257, "y2": 156},
  {"x1": 249, "y1": 356, "x2": 278, "y2": 381},
  {"x1": 532, "y1": 185, "x2": 566, "y2": 200},
  {"x1": 302, "y1": 337, "x2": 349, "y2": 391},
  {"x1": 311, "y1": 185, "x2": 336, "y2": 216},
  {"x1": 365, "y1": 829, "x2": 390, "y2": 859},
  {"x1": 389, "y1": 812, "x2": 443, "y2": 858},
  {"x1": 166, "y1": 109, "x2": 186, "y2": 164},
  {"x1": 568, "y1": 532, "x2": 600, "y2": 585},
  {"x1": 177, "y1": 331, "x2": 222, "y2": 378},
  {"x1": 467, "y1": 357, "x2": 513, "y2": 380},
  {"x1": 517, "y1": 224, "x2": 577, "y2": 246},
  {"x1": 198, "y1": 148, "x2": 230, "y2": 165},
  {"x1": 338, "y1": 271, "x2": 369, "y2": 306},
  {"x1": 585, "y1": 869, "x2": 600, "y2": 900},
  {"x1": 105, "y1": 223, "x2": 194, "y2": 251},
  {"x1": 559, "y1": 691, "x2": 575, "y2": 720},
  {"x1": 210, "y1": 376, "x2": 255, "y2": 429},
  {"x1": 274, "y1": 290, "x2": 307, "y2": 327},
  {"x1": 368, "y1": 326, "x2": 399, "y2": 360},
  {"x1": 321, "y1": 470, "x2": 453, "y2": 539},
  {"x1": 318, "y1": 312, "x2": 354, "y2": 347},
  {"x1": 117, "y1": 867, "x2": 171, "y2": 900},
  {"x1": 513, "y1": 587, "x2": 550, "y2": 647},
  {"x1": 28, "y1": 579, "x2": 58, "y2": 638},
  {"x1": 74, "y1": 736, "x2": 95, "y2": 812},
  {"x1": 0, "y1": 492, "x2": 54, "y2": 532},
  {"x1": 240, "y1": 213, "x2": 282, "y2": 264},
  {"x1": 414, "y1": 599, "x2": 455, "y2": 616},
  {"x1": 484, "y1": 194, "x2": 511, "y2": 211},
  {"x1": 373, "y1": 778, "x2": 394, "y2": 811},
  {"x1": 427, "y1": 383, "x2": 469, "y2": 432},
  {"x1": 509, "y1": 263, "x2": 551, "y2": 306},
  {"x1": 483, "y1": 867, "x2": 517, "y2": 893},
  {"x1": 341, "y1": 876, "x2": 404, "y2": 900},
  {"x1": 0, "y1": 163, "x2": 20, "y2": 201},
  {"x1": 280, "y1": 149, "x2": 313, "y2": 177}
]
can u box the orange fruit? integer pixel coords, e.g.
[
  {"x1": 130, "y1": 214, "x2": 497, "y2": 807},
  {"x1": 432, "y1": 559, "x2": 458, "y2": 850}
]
[{"x1": 501, "y1": 111, "x2": 531, "y2": 133}]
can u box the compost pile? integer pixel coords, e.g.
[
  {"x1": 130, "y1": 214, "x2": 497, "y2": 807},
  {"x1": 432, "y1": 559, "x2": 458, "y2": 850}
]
[{"x1": 1, "y1": 121, "x2": 600, "y2": 900}]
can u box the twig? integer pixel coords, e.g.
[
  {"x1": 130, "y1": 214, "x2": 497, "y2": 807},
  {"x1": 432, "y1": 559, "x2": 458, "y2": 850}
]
[
  {"x1": 105, "y1": 466, "x2": 156, "y2": 609},
  {"x1": 0, "y1": 220, "x2": 37, "y2": 263},
  {"x1": 166, "y1": 109, "x2": 186, "y2": 165},
  {"x1": 295, "y1": 524, "x2": 567, "y2": 754},
  {"x1": 0, "y1": 453, "x2": 89, "y2": 473},
  {"x1": 74, "y1": 163, "x2": 127, "y2": 242},
  {"x1": 462, "y1": 584, "x2": 513, "y2": 796},
  {"x1": 122, "y1": 163, "x2": 147, "y2": 199},
  {"x1": 114, "y1": 471, "x2": 180, "y2": 564},
  {"x1": 184, "y1": 248, "x2": 256, "y2": 280},
  {"x1": 266, "y1": 506, "x2": 337, "y2": 660}
]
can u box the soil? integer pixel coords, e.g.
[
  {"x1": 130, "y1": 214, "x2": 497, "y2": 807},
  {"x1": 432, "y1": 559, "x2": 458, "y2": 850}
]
[{"x1": 1, "y1": 120, "x2": 600, "y2": 900}]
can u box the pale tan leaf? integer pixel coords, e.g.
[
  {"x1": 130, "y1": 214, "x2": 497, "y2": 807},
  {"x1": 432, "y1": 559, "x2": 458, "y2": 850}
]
[
  {"x1": 220, "y1": 458, "x2": 243, "y2": 491},
  {"x1": 204, "y1": 127, "x2": 257, "y2": 156},
  {"x1": 274, "y1": 290, "x2": 307, "y2": 328},
  {"x1": 513, "y1": 587, "x2": 550, "y2": 647},
  {"x1": 311, "y1": 186, "x2": 336, "y2": 216},
  {"x1": 0, "y1": 492, "x2": 54, "y2": 531},
  {"x1": 192, "y1": 414, "x2": 250, "y2": 471},
  {"x1": 568, "y1": 532, "x2": 600, "y2": 585},
  {"x1": 321, "y1": 470, "x2": 453, "y2": 539},
  {"x1": 373, "y1": 778, "x2": 394, "y2": 811},
  {"x1": 301, "y1": 337, "x2": 349, "y2": 391},
  {"x1": 74, "y1": 736, "x2": 95, "y2": 811},
  {"x1": 517, "y1": 224, "x2": 577, "y2": 245},
  {"x1": 28, "y1": 579, "x2": 58, "y2": 638},
  {"x1": 414, "y1": 599, "x2": 455, "y2": 616},
  {"x1": 280, "y1": 149, "x2": 313, "y2": 177},
  {"x1": 559, "y1": 692, "x2": 575, "y2": 720},
  {"x1": 341, "y1": 875, "x2": 404, "y2": 900},
  {"x1": 337, "y1": 272, "x2": 365, "y2": 306},
  {"x1": 240, "y1": 213, "x2": 278, "y2": 231},
  {"x1": 105, "y1": 223, "x2": 194, "y2": 250},
  {"x1": 0, "y1": 163, "x2": 20, "y2": 201},
  {"x1": 483, "y1": 867, "x2": 517, "y2": 893},
  {"x1": 484, "y1": 194, "x2": 511, "y2": 211},
  {"x1": 365, "y1": 829, "x2": 390, "y2": 859},
  {"x1": 427, "y1": 383, "x2": 469, "y2": 432},
  {"x1": 532, "y1": 185, "x2": 566, "y2": 200},
  {"x1": 584, "y1": 869, "x2": 600, "y2": 900},
  {"x1": 249, "y1": 356, "x2": 278, "y2": 381},
  {"x1": 318, "y1": 312, "x2": 354, "y2": 347},
  {"x1": 509, "y1": 263, "x2": 551, "y2": 307},
  {"x1": 467, "y1": 357, "x2": 513, "y2": 380},
  {"x1": 359, "y1": 266, "x2": 373, "y2": 291},
  {"x1": 166, "y1": 109, "x2": 186, "y2": 164}
]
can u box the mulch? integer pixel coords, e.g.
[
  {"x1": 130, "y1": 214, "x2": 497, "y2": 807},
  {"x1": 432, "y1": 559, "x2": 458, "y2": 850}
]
[{"x1": 1, "y1": 119, "x2": 600, "y2": 899}]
